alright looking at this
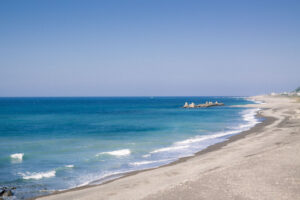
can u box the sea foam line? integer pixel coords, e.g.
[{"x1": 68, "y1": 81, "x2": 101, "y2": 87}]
[
  {"x1": 96, "y1": 149, "x2": 131, "y2": 157},
  {"x1": 150, "y1": 145, "x2": 189, "y2": 154},
  {"x1": 149, "y1": 107, "x2": 261, "y2": 156},
  {"x1": 129, "y1": 159, "x2": 174, "y2": 166},
  {"x1": 175, "y1": 130, "x2": 240, "y2": 146},
  {"x1": 84, "y1": 103, "x2": 261, "y2": 188},
  {"x1": 72, "y1": 101, "x2": 262, "y2": 189},
  {"x1": 77, "y1": 170, "x2": 134, "y2": 187}
]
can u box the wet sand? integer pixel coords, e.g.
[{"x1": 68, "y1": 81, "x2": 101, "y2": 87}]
[{"x1": 36, "y1": 95, "x2": 300, "y2": 200}]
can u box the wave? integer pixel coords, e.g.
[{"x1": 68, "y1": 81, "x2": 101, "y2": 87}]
[
  {"x1": 76, "y1": 106, "x2": 260, "y2": 189},
  {"x1": 19, "y1": 170, "x2": 56, "y2": 180},
  {"x1": 142, "y1": 154, "x2": 151, "y2": 158},
  {"x1": 129, "y1": 159, "x2": 173, "y2": 166},
  {"x1": 77, "y1": 104, "x2": 261, "y2": 189},
  {"x1": 238, "y1": 108, "x2": 260, "y2": 129},
  {"x1": 145, "y1": 130, "x2": 242, "y2": 158},
  {"x1": 148, "y1": 107, "x2": 261, "y2": 158},
  {"x1": 175, "y1": 130, "x2": 241, "y2": 146},
  {"x1": 96, "y1": 149, "x2": 131, "y2": 157},
  {"x1": 150, "y1": 145, "x2": 189, "y2": 154},
  {"x1": 19, "y1": 164, "x2": 74, "y2": 180},
  {"x1": 77, "y1": 170, "x2": 133, "y2": 187},
  {"x1": 10, "y1": 153, "x2": 24, "y2": 162}
]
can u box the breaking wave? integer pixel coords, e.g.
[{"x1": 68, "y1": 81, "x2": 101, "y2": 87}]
[
  {"x1": 150, "y1": 145, "x2": 189, "y2": 154},
  {"x1": 10, "y1": 153, "x2": 24, "y2": 162},
  {"x1": 96, "y1": 149, "x2": 131, "y2": 157},
  {"x1": 148, "y1": 107, "x2": 261, "y2": 158},
  {"x1": 19, "y1": 170, "x2": 56, "y2": 180},
  {"x1": 129, "y1": 159, "x2": 173, "y2": 166}
]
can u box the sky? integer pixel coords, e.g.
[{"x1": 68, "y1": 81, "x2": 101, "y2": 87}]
[{"x1": 0, "y1": 0, "x2": 299, "y2": 96}]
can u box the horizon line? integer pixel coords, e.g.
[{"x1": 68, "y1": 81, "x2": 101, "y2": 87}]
[{"x1": 0, "y1": 95, "x2": 252, "y2": 98}]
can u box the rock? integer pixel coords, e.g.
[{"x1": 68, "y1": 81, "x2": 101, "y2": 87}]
[
  {"x1": 189, "y1": 102, "x2": 195, "y2": 108},
  {"x1": 0, "y1": 187, "x2": 15, "y2": 197},
  {"x1": 183, "y1": 102, "x2": 189, "y2": 108},
  {"x1": 183, "y1": 101, "x2": 224, "y2": 108},
  {"x1": 3, "y1": 190, "x2": 13, "y2": 197}
]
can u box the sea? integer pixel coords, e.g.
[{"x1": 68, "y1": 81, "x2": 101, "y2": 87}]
[{"x1": 0, "y1": 97, "x2": 261, "y2": 199}]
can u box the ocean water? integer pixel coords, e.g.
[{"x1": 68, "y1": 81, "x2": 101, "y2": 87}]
[{"x1": 0, "y1": 97, "x2": 261, "y2": 199}]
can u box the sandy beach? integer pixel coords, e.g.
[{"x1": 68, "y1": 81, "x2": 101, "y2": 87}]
[{"x1": 37, "y1": 95, "x2": 300, "y2": 200}]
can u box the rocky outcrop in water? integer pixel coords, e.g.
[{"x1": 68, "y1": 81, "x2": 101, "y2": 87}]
[
  {"x1": 183, "y1": 101, "x2": 224, "y2": 108},
  {"x1": 0, "y1": 187, "x2": 15, "y2": 198}
]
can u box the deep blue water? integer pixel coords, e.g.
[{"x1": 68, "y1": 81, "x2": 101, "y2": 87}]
[{"x1": 0, "y1": 97, "x2": 260, "y2": 199}]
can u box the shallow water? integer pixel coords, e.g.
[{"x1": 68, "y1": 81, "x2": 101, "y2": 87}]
[{"x1": 0, "y1": 97, "x2": 260, "y2": 199}]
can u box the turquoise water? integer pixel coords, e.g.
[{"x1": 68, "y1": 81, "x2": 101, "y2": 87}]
[{"x1": 0, "y1": 97, "x2": 260, "y2": 199}]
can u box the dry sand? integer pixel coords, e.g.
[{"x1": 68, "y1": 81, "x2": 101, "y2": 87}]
[{"x1": 37, "y1": 95, "x2": 300, "y2": 200}]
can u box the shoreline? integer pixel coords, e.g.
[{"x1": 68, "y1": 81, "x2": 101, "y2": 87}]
[
  {"x1": 34, "y1": 97, "x2": 274, "y2": 200},
  {"x1": 37, "y1": 95, "x2": 300, "y2": 200}
]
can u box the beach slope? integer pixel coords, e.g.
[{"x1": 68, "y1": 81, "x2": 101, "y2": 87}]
[{"x1": 37, "y1": 96, "x2": 300, "y2": 200}]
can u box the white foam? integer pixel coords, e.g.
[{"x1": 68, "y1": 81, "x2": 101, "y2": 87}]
[
  {"x1": 149, "y1": 130, "x2": 244, "y2": 156},
  {"x1": 252, "y1": 100, "x2": 266, "y2": 104},
  {"x1": 74, "y1": 103, "x2": 261, "y2": 189},
  {"x1": 77, "y1": 170, "x2": 132, "y2": 187},
  {"x1": 10, "y1": 153, "x2": 24, "y2": 162},
  {"x1": 149, "y1": 107, "x2": 260, "y2": 157},
  {"x1": 129, "y1": 159, "x2": 173, "y2": 166},
  {"x1": 239, "y1": 108, "x2": 261, "y2": 130},
  {"x1": 130, "y1": 161, "x2": 156, "y2": 166},
  {"x1": 77, "y1": 181, "x2": 92, "y2": 187},
  {"x1": 150, "y1": 145, "x2": 189, "y2": 154},
  {"x1": 96, "y1": 149, "x2": 131, "y2": 157},
  {"x1": 142, "y1": 154, "x2": 151, "y2": 158},
  {"x1": 19, "y1": 170, "x2": 56, "y2": 180},
  {"x1": 65, "y1": 165, "x2": 74, "y2": 168},
  {"x1": 175, "y1": 130, "x2": 240, "y2": 146}
]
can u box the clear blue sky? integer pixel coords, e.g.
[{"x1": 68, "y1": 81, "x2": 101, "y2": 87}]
[{"x1": 0, "y1": 0, "x2": 299, "y2": 96}]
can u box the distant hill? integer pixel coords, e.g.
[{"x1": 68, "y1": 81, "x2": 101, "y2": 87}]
[{"x1": 295, "y1": 87, "x2": 300, "y2": 92}]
